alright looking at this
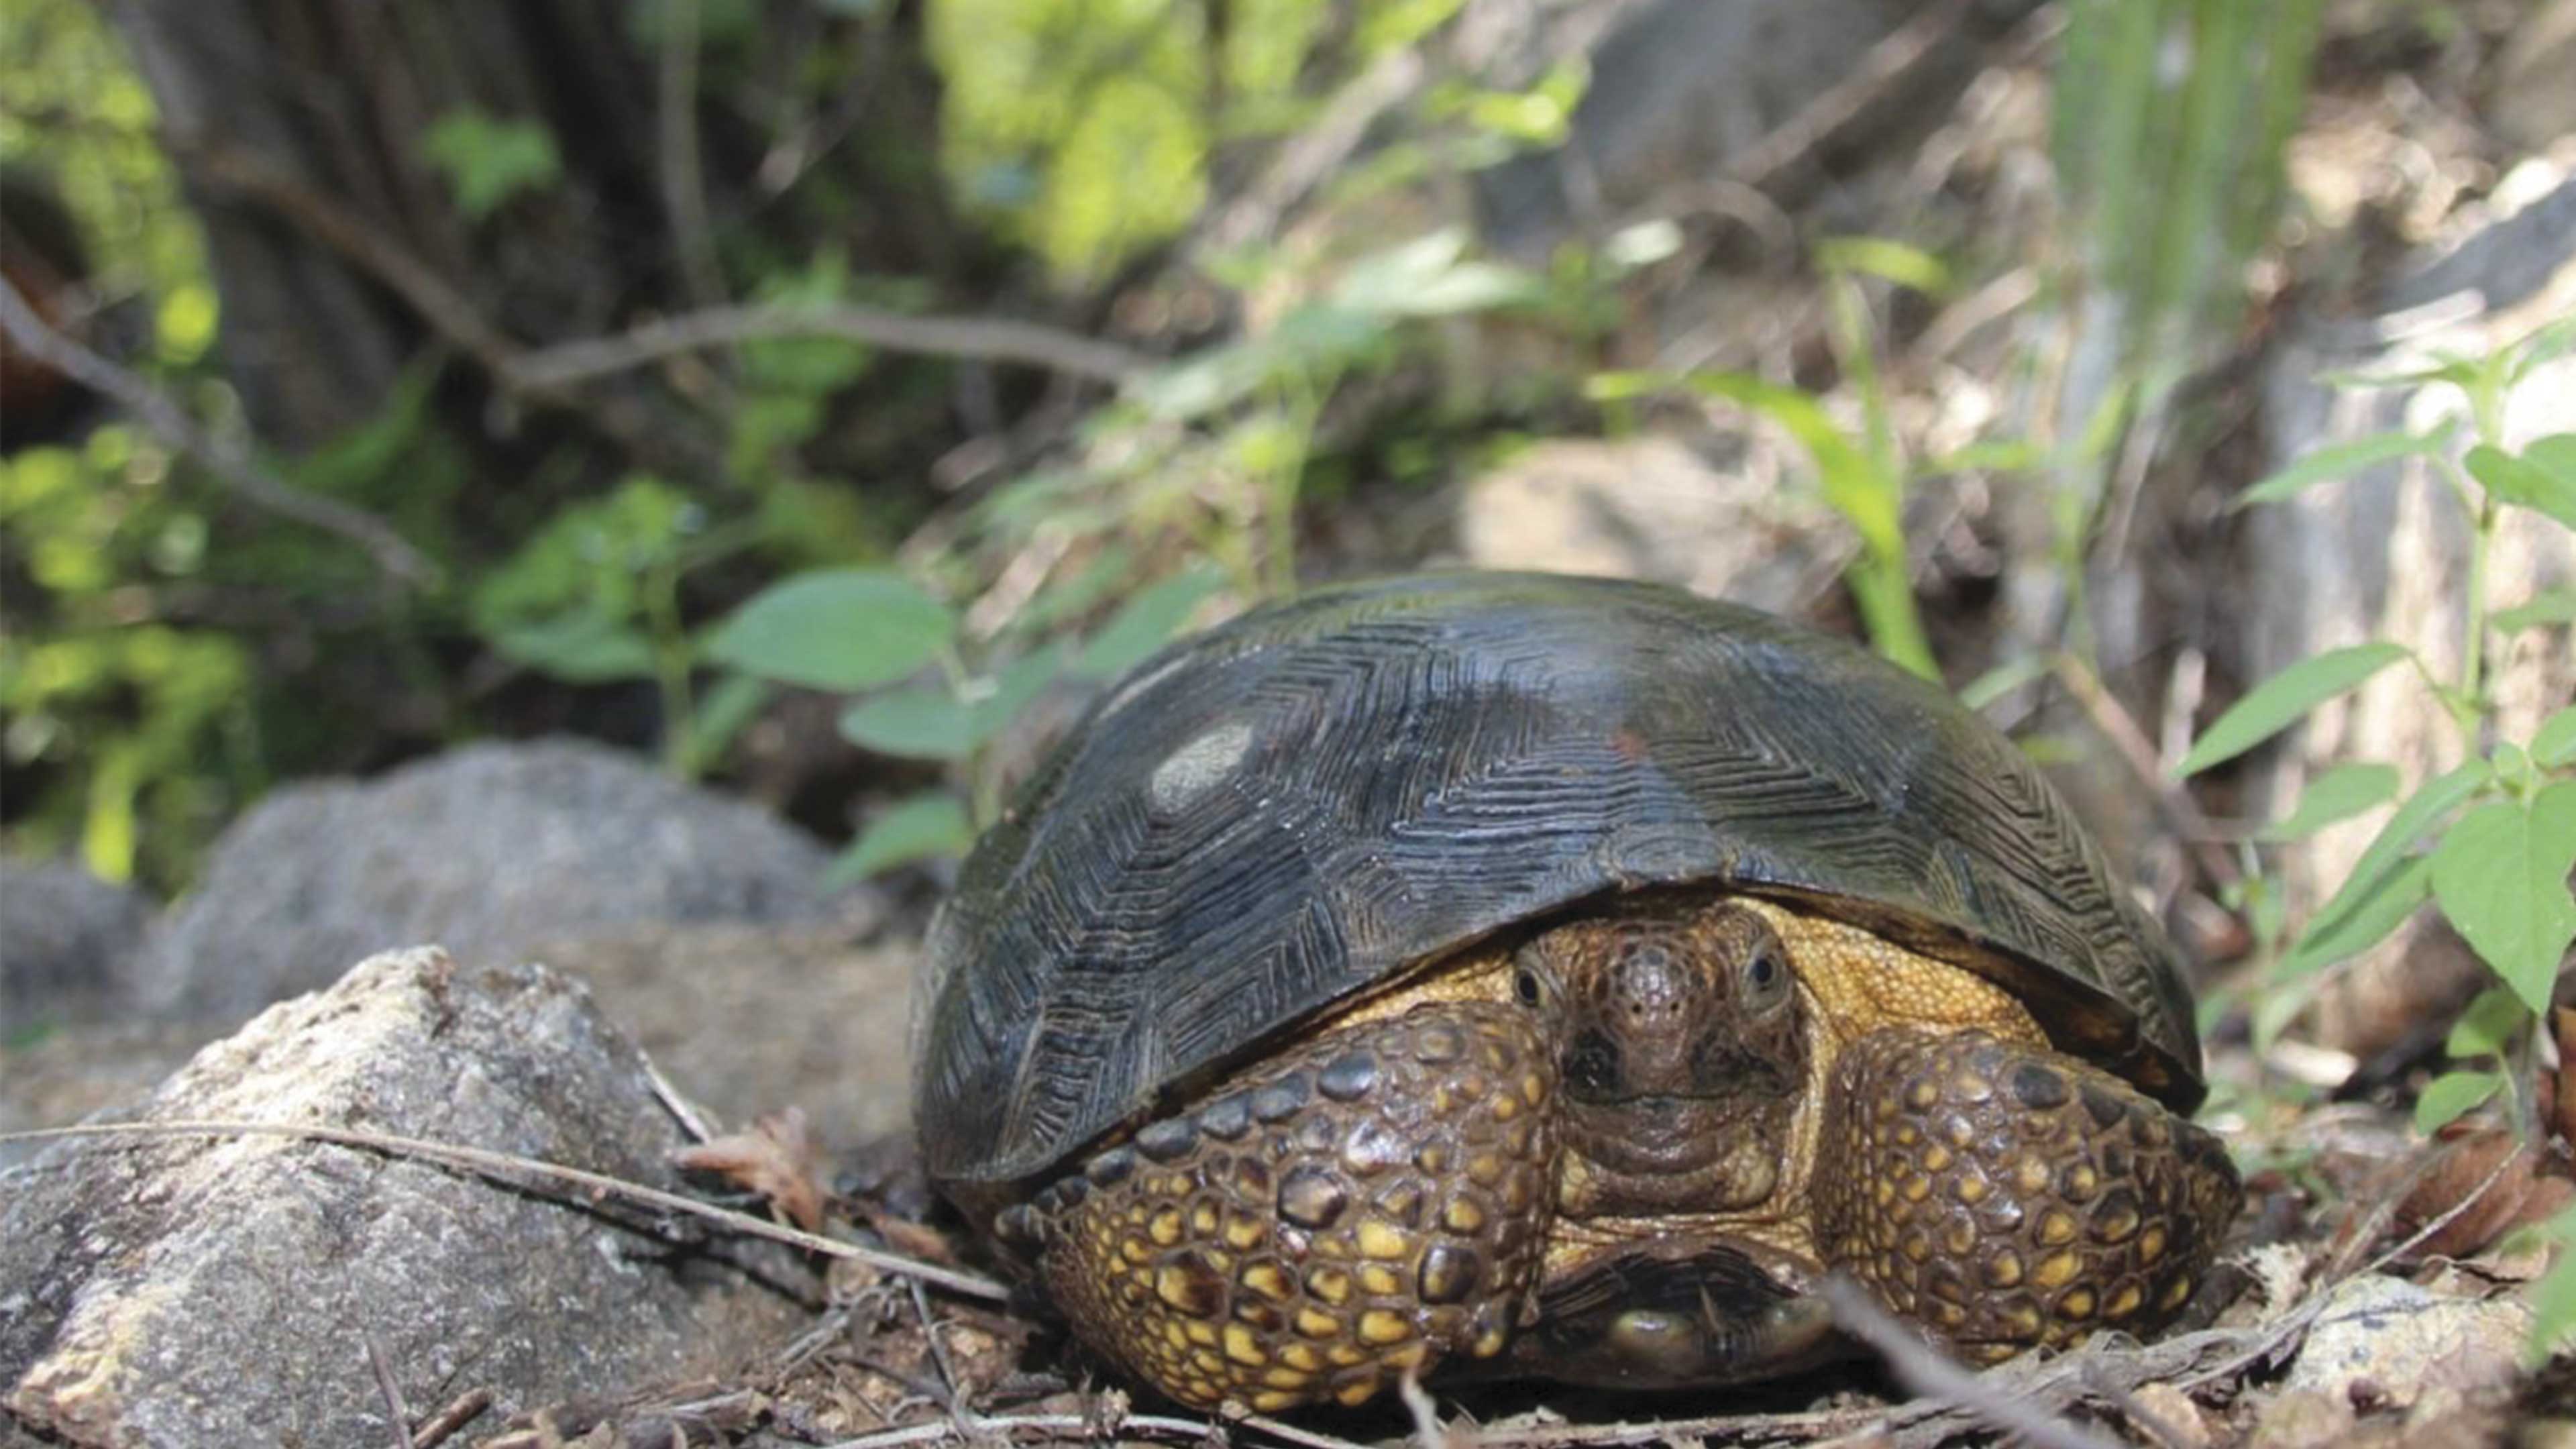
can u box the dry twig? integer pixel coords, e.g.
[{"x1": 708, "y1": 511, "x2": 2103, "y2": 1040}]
[
  {"x1": 0, "y1": 1118, "x2": 1008, "y2": 1301},
  {"x1": 508, "y1": 301, "x2": 1147, "y2": 389},
  {"x1": 362, "y1": 1326, "x2": 416, "y2": 1449},
  {"x1": 407, "y1": 1388, "x2": 494, "y2": 1449},
  {"x1": 1821, "y1": 1277, "x2": 2123, "y2": 1449},
  {"x1": 0, "y1": 271, "x2": 439, "y2": 587}
]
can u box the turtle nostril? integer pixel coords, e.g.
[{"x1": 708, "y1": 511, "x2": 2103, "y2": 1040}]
[{"x1": 1566, "y1": 1028, "x2": 1622, "y2": 1099}]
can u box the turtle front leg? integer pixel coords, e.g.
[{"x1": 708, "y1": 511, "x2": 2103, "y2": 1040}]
[
  {"x1": 1012, "y1": 1002, "x2": 1558, "y2": 1411},
  {"x1": 1812, "y1": 1029, "x2": 2239, "y2": 1362}
]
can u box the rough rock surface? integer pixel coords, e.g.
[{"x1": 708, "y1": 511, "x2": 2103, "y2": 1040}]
[
  {"x1": 2241, "y1": 170, "x2": 2576, "y2": 1053},
  {"x1": 528, "y1": 924, "x2": 921, "y2": 1151},
  {"x1": 0, "y1": 860, "x2": 150, "y2": 1028},
  {"x1": 1451, "y1": 436, "x2": 1834, "y2": 614},
  {"x1": 2282, "y1": 1274, "x2": 2530, "y2": 1407},
  {"x1": 0, "y1": 946, "x2": 812, "y2": 1447},
  {"x1": 129, "y1": 739, "x2": 869, "y2": 1022}
]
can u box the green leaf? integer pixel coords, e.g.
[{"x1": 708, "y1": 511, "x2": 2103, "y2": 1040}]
[
  {"x1": 1075, "y1": 569, "x2": 1226, "y2": 680},
  {"x1": 839, "y1": 649, "x2": 1064, "y2": 761},
  {"x1": 421, "y1": 109, "x2": 563, "y2": 221},
  {"x1": 841, "y1": 686, "x2": 976, "y2": 761},
  {"x1": 2429, "y1": 784, "x2": 2576, "y2": 1012},
  {"x1": 2467, "y1": 443, "x2": 2576, "y2": 530},
  {"x1": 2283, "y1": 853, "x2": 2432, "y2": 979},
  {"x1": 2305, "y1": 761, "x2": 2493, "y2": 938},
  {"x1": 1686, "y1": 372, "x2": 1897, "y2": 559},
  {"x1": 2262, "y1": 762, "x2": 2402, "y2": 842},
  {"x1": 825, "y1": 790, "x2": 975, "y2": 885},
  {"x1": 2412, "y1": 1069, "x2": 2503, "y2": 1134},
  {"x1": 2495, "y1": 588, "x2": 2576, "y2": 633},
  {"x1": 490, "y1": 610, "x2": 657, "y2": 683},
  {"x1": 702, "y1": 569, "x2": 953, "y2": 691},
  {"x1": 2529, "y1": 1206, "x2": 2576, "y2": 1363},
  {"x1": 2445, "y1": 985, "x2": 2531, "y2": 1060},
  {"x1": 2527, "y1": 433, "x2": 2576, "y2": 481},
  {"x1": 2175, "y1": 643, "x2": 2412, "y2": 777},
  {"x1": 1816, "y1": 236, "x2": 1954, "y2": 297},
  {"x1": 677, "y1": 674, "x2": 771, "y2": 777},
  {"x1": 2234, "y1": 424, "x2": 2453, "y2": 510},
  {"x1": 2536, "y1": 706, "x2": 2576, "y2": 770},
  {"x1": 1958, "y1": 655, "x2": 2053, "y2": 712}
]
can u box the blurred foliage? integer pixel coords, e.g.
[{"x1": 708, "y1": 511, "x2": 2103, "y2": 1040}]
[{"x1": 2174, "y1": 319, "x2": 2576, "y2": 1357}]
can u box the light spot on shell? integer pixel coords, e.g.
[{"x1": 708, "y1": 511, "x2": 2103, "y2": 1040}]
[{"x1": 1149, "y1": 721, "x2": 1254, "y2": 811}]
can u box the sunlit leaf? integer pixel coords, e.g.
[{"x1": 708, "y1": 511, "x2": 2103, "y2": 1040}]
[
  {"x1": 2536, "y1": 706, "x2": 2576, "y2": 769},
  {"x1": 826, "y1": 790, "x2": 975, "y2": 885},
  {"x1": 2261, "y1": 762, "x2": 2401, "y2": 842},
  {"x1": 2496, "y1": 589, "x2": 2576, "y2": 633},
  {"x1": 2430, "y1": 785, "x2": 2576, "y2": 1012},
  {"x1": 1075, "y1": 569, "x2": 1226, "y2": 679},
  {"x1": 2304, "y1": 761, "x2": 2491, "y2": 938},
  {"x1": 1817, "y1": 236, "x2": 1953, "y2": 297},
  {"x1": 2412, "y1": 1069, "x2": 2503, "y2": 1134},
  {"x1": 421, "y1": 109, "x2": 563, "y2": 221},
  {"x1": 2467, "y1": 443, "x2": 2576, "y2": 530},
  {"x1": 2175, "y1": 643, "x2": 2412, "y2": 777},
  {"x1": 702, "y1": 569, "x2": 953, "y2": 690},
  {"x1": 2282, "y1": 853, "x2": 2430, "y2": 979},
  {"x1": 2445, "y1": 985, "x2": 2531, "y2": 1060},
  {"x1": 2530, "y1": 1207, "x2": 2576, "y2": 1362},
  {"x1": 2234, "y1": 425, "x2": 2453, "y2": 509}
]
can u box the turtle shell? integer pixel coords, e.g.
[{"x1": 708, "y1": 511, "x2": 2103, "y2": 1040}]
[{"x1": 913, "y1": 572, "x2": 2201, "y2": 1188}]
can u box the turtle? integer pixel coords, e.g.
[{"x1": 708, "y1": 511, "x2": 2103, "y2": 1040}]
[{"x1": 911, "y1": 571, "x2": 2240, "y2": 1412}]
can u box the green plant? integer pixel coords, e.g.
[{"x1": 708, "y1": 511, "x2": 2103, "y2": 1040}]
[
  {"x1": 700, "y1": 562, "x2": 1228, "y2": 883},
  {"x1": 1583, "y1": 237, "x2": 2011, "y2": 681},
  {"x1": 2172, "y1": 319, "x2": 2576, "y2": 1352}
]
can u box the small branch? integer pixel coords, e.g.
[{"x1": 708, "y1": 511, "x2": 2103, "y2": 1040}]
[
  {"x1": 2050, "y1": 651, "x2": 2244, "y2": 890},
  {"x1": 0, "y1": 1118, "x2": 1010, "y2": 1302},
  {"x1": 186, "y1": 140, "x2": 523, "y2": 380},
  {"x1": 509, "y1": 301, "x2": 1148, "y2": 388},
  {"x1": 0, "y1": 271, "x2": 439, "y2": 588},
  {"x1": 657, "y1": 0, "x2": 727, "y2": 315},
  {"x1": 408, "y1": 1388, "x2": 494, "y2": 1449},
  {"x1": 363, "y1": 1326, "x2": 416, "y2": 1449},
  {"x1": 1820, "y1": 1277, "x2": 2124, "y2": 1449},
  {"x1": 1724, "y1": 0, "x2": 1979, "y2": 188}
]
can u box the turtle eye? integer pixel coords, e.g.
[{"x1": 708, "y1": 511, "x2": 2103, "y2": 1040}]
[
  {"x1": 1514, "y1": 966, "x2": 1545, "y2": 1007},
  {"x1": 1743, "y1": 943, "x2": 1791, "y2": 1008}
]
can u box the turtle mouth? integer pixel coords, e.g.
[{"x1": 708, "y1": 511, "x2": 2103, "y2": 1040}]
[{"x1": 1558, "y1": 1095, "x2": 1791, "y2": 1212}]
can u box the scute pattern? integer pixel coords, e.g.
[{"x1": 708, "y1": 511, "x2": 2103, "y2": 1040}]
[
  {"x1": 1030, "y1": 1004, "x2": 1556, "y2": 1410},
  {"x1": 918, "y1": 572, "x2": 2200, "y2": 1184},
  {"x1": 1813, "y1": 1028, "x2": 2240, "y2": 1360}
]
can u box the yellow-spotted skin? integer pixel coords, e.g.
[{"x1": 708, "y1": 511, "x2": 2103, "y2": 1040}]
[
  {"x1": 1811, "y1": 1027, "x2": 2239, "y2": 1362},
  {"x1": 1026, "y1": 1004, "x2": 1554, "y2": 1411}
]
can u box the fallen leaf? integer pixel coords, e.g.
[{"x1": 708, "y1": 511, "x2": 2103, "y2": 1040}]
[
  {"x1": 672, "y1": 1106, "x2": 826, "y2": 1232},
  {"x1": 2396, "y1": 1127, "x2": 2538, "y2": 1260}
]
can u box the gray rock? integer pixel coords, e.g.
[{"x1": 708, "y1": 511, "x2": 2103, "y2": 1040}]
[
  {"x1": 2282, "y1": 1274, "x2": 2528, "y2": 1406},
  {"x1": 0, "y1": 861, "x2": 150, "y2": 1028},
  {"x1": 131, "y1": 739, "x2": 869, "y2": 1022},
  {"x1": 1452, "y1": 435, "x2": 1833, "y2": 613},
  {"x1": 0, "y1": 946, "x2": 814, "y2": 1447},
  {"x1": 527, "y1": 924, "x2": 920, "y2": 1152},
  {"x1": 1473, "y1": 0, "x2": 2045, "y2": 260}
]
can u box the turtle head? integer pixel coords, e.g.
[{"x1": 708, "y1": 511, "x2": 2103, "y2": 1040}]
[{"x1": 1513, "y1": 899, "x2": 1809, "y2": 1214}]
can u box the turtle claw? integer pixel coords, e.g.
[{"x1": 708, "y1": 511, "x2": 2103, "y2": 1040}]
[{"x1": 1813, "y1": 1028, "x2": 2239, "y2": 1361}]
